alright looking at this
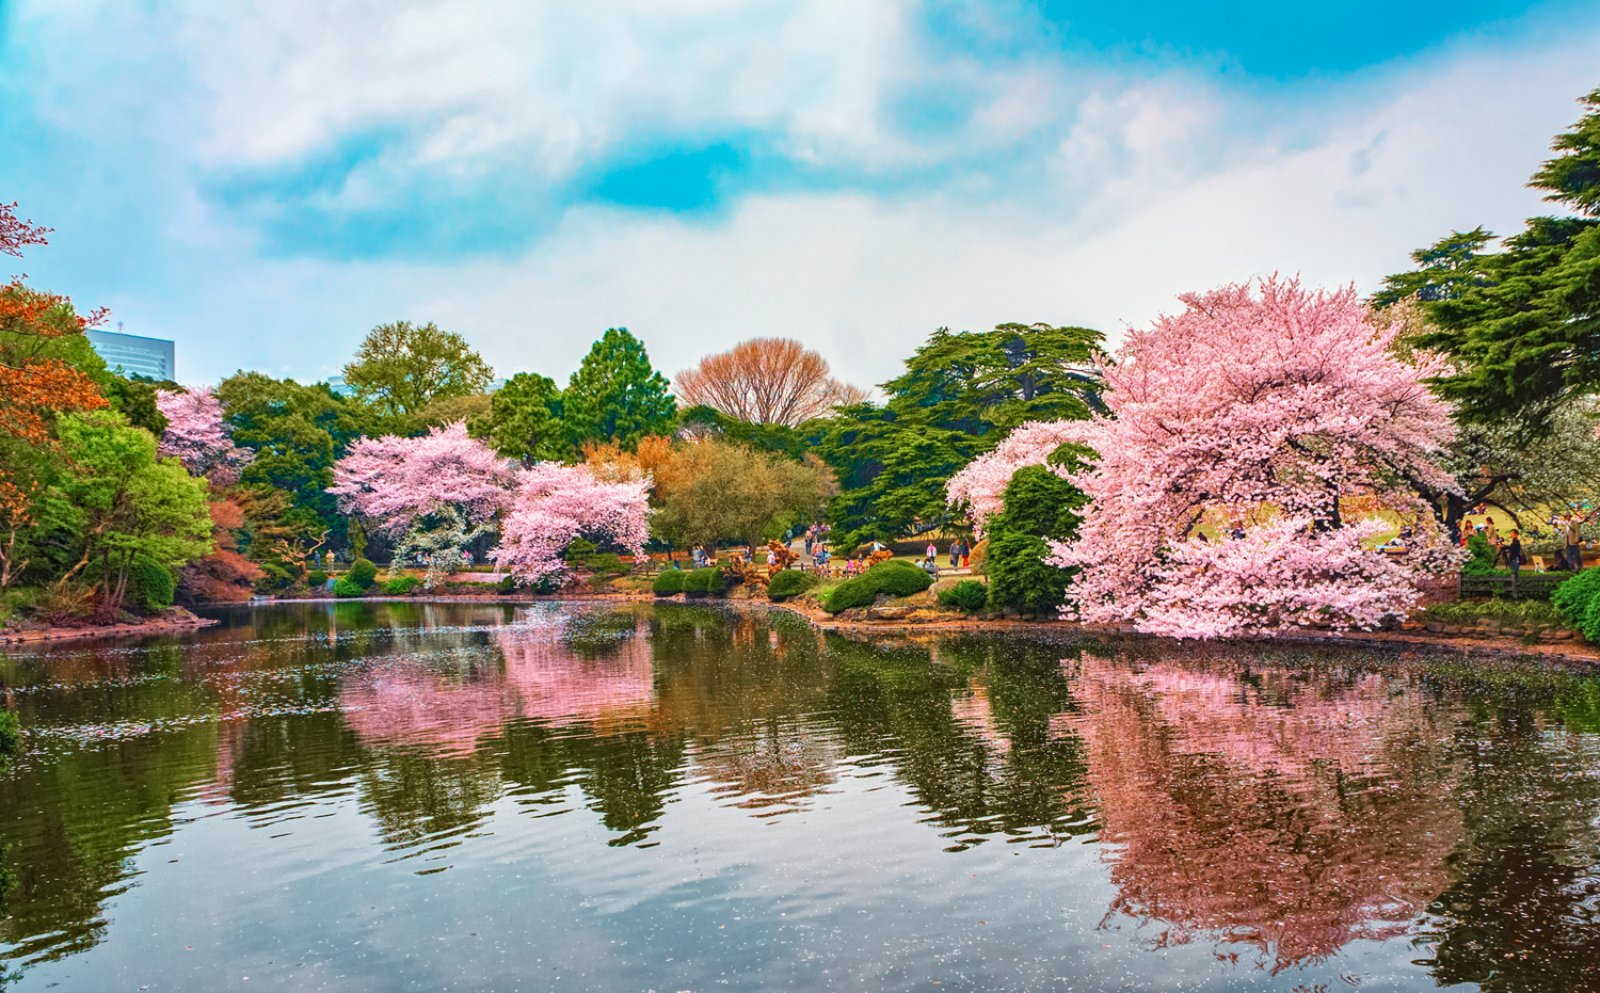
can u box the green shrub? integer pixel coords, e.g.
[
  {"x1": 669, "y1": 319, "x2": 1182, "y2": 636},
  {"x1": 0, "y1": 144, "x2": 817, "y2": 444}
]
[
  {"x1": 938, "y1": 579, "x2": 989, "y2": 613},
  {"x1": 986, "y1": 463, "x2": 1087, "y2": 614},
  {"x1": 306, "y1": 569, "x2": 329, "y2": 587},
  {"x1": 383, "y1": 576, "x2": 423, "y2": 595},
  {"x1": 824, "y1": 559, "x2": 932, "y2": 613},
  {"x1": 332, "y1": 576, "x2": 366, "y2": 598},
  {"x1": 497, "y1": 574, "x2": 520, "y2": 595},
  {"x1": 1582, "y1": 595, "x2": 1600, "y2": 644},
  {"x1": 0, "y1": 710, "x2": 18, "y2": 757},
  {"x1": 586, "y1": 552, "x2": 628, "y2": 577},
  {"x1": 652, "y1": 569, "x2": 686, "y2": 596},
  {"x1": 348, "y1": 558, "x2": 378, "y2": 589},
  {"x1": 767, "y1": 569, "x2": 819, "y2": 601},
  {"x1": 126, "y1": 556, "x2": 176, "y2": 613},
  {"x1": 1461, "y1": 533, "x2": 1498, "y2": 576},
  {"x1": 683, "y1": 567, "x2": 728, "y2": 597},
  {"x1": 1551, "y1": 568, "x2": 1600, "y2": 627},
  {"x1": 565, "y1": 538, "x2": 599, "y2": 562}
]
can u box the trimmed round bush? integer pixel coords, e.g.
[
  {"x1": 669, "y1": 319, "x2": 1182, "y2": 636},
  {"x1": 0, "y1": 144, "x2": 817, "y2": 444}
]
[
  {"x1": 332, "y1": 576, "x2": 366, "y2": 598},
  {"x1": 127, "y1": 556, "x2": 176, "y2": 613},
  {"x1": 937, "y1": 579, "x2": 989, "y2": 613},
  {"x1": 383, "y1": 575, "x2": 423, "y2": 595},
  {"x1": 306, "y1": 569, "x2": 329, "y2": 588},
  {"x1": 682, "y1": 567, "x2": 728, "y2": 597},
  {"x1": 1551, "y1": 568, "x2": 1600, "y2": 627},
  {"x1": 347, "y1": 558, "x2": 378, "y2": 589},
  {"x1": 652, "y1": 569, "x2": 686, "y2": 596},
  {"x1": 767, "y1": 569, "x2": 819, "y2": 601},
  {"x1": 824, "y1": 559, "x2": 933, "y2": 613}
]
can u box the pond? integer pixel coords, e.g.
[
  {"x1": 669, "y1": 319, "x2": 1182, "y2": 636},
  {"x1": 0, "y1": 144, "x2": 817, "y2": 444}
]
[{"x1": 1, "y1": 601, "x2": 1598, "y2": 992}]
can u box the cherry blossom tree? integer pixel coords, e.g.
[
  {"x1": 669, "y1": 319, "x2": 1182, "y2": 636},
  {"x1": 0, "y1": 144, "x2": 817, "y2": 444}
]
[
  {"x1": 946, "y1": 420, "x2": 1088, "y2": 530},
  {"x1": 494, "y1": 462, "x2": 651, "y2": 587},
  {"x1": 155, "y1": 387, "x2": 253, "y2": 485},
  {"x1": 328, "y1": 421, "x2": 517, "y2": 584},
  {"x1": 1046, "y1": 277, "x2": 1459, "y2": 638}
]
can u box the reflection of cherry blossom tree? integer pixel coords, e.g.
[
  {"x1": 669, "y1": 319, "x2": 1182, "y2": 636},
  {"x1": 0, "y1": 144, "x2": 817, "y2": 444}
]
[
  {"x1": 1058, "y1": 652, "x2": 1463, "y2": 973},
  {"x1": 497, "y1": 619, "x2": 654, "y2": 729},
  {"x1": 339, "y1": 661, "x2": 512, "y2": 757}
]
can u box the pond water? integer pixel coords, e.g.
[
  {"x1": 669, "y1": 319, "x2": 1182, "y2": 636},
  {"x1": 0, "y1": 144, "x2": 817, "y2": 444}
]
[{"x1": 1, "y1": 601, "x2": 1599, "y2": 993}]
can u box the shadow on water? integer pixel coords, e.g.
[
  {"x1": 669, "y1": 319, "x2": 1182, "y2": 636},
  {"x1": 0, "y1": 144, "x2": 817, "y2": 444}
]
[{"x1": 0, "y1": 600, "x2": 1597, "y2": 991}]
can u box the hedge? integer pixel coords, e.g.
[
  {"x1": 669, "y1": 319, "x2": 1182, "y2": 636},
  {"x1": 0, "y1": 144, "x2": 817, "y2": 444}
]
[
  {"x1": 682, "y1": 567, "x2": 727, "y2": 597},
  {"x1": 652, "y1": 569, "x2": 686, "y2": 596},
  {"x1": 332, "y1": 576, "x2": 366, "y2": 598},
  {"x1": 383, "y1": 576, "x2": 423, "y2": 595},
  {"x1": 767, "y1": 569, "x2": 819, "y2": 601},
  {"x1": 306, "y1": 569, "x2": 329, "y2": 588},
  {"x1": 937, "y1": 579, "x2": 989, "y2": 613},
  {"x1": 348, "y1": 558, "x2": 378, "y2": 589},
  {"x1": 824, "y1": 559, "x2": 932, "y2": 613}
]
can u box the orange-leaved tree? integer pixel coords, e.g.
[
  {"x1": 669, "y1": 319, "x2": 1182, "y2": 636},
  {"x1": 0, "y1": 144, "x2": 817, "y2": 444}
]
[
  {"x1": 675, "y1": 337, "x2": 867, "y2": 428},
  {"x1": 0, "y1": 200, "x2": 110, "y2": 588}
]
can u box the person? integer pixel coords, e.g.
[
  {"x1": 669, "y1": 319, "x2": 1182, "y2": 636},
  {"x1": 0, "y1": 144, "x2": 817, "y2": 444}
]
[
  {"x1": 1507, "y1": 529, "x2": 1524, "y2": 577},
  {"x1": 922, "y1": 555, "x2": 939, "y2": 579},
  {"x1": 1484, "y1": 517, "x2": 1499, "y2": 546},
  {"x1": 870, "y1": 538, "x2": 885, "y2": 554},
  {"x1": 949, "y1": 540, "x2": 961, "y2": 569},
  {"x1": 927, "y1": 541, "x2": 938, "y2": 561},
  {"x1": 960, "y1": 540, "x2": 971, "y2": 569},
  {"x1": 804, "y1": 527, "x2": 815, "y2": 557},
  {"x1": 1566, "y1": 514, "x2": 1587, "y2": 572},
  {"x1": 766, "y1": 547, "x2": 777, "y2": 569}
]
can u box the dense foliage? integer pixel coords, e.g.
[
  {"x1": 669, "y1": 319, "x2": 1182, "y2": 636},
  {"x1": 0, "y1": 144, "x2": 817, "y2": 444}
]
[
  {"x1": 985, "y1": 463, "x2": 1087, "y2": 614},
  {"x1": 937, "y1": 579, "x2": 988, "y2": 613},
  {"x1": 766, "y1": 569, "x2": 819, "y2": 601},
  {"x1": 1379, "y1": 89, "x2": 1600, "y2": 432},
  {"x1": 811, "y1": 323, "x2": 1103, "y2": 547},
  {"x1": 823, "y1": 559, "x2": 933, "y2": 613},
  {"x1": 563, "y1": 328, "x2": 677, "y2": 449}
]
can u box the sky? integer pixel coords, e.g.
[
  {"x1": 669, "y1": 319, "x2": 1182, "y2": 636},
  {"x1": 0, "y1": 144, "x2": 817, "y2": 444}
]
[{"x1": 2, "y1": 0, "x2": 1599, "y2": 391}]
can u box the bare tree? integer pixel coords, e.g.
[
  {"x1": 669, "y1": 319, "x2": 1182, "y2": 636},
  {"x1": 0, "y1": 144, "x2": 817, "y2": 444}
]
[{"x1": 675, "y1": 338, "x2": 868, "y2": 427}]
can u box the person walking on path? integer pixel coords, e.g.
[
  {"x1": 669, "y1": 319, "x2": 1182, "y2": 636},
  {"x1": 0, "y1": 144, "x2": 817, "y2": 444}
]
[
  {"x1": 949, "y1": 540, "x2": 961, "y2": 569},
  {"x1": 1507, "y1": 530, "x2": 1524, "y2": 576},
  {"x1": 927, "y1": 541, "x2": 938, "y2": 562}
]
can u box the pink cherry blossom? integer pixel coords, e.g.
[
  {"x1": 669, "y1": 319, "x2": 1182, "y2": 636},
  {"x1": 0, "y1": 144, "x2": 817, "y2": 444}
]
[
  {"x1": 1043, "y1": 277, "x2": 1459, "y2": 638},
  {"x1": 155, "y1": 387, "x2": 253, "y2": 485},
  {"x1": 946, "y1": 420, "x2": 1090, "y2": 531},
  {"x1": 328, "y1": 421, "x2": 516, "y2": 534},
  {"x1": 493, "y1": 462, "x2": 651, "y2": 586}
]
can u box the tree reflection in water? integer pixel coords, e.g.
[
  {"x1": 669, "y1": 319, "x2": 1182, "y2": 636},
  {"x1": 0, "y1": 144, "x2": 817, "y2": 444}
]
[
  {"x1": 1058, "y1": 651, "x2": 1464, "y2": 973},
  {"x1": 3, "y1": 604, "x2": 1600, "y2": 993}
]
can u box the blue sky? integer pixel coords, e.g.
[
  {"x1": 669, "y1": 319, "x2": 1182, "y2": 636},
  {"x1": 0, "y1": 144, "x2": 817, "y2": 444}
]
[{"x1": 2, "y1": 0, "x2": 1598, "y2": 389}]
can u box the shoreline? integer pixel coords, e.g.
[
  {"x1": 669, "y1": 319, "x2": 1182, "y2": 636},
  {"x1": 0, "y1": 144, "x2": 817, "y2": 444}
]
[
  {"x1": 0, "y1": 609, "x2": 219, "y2": 646},
  {"x1": 6, "y1": 591, "x2": 1599, "y2": 667}
]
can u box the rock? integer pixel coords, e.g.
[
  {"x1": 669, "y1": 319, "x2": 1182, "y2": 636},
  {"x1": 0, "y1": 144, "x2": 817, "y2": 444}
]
[
  {"x1": 867, "y1": 605, "x2": 916, "y2": 621},
  {"x1": 1424, "y1": 622, "x2": 1445, "y2": 633}
]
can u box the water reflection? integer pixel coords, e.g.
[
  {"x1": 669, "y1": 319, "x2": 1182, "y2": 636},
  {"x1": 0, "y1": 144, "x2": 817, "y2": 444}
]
[
  {"x1": 1059, "y1": 652, "x2": 1464, "y2": 972},
  {"x1": 0, "y1": 602, "x2": 1598, "y2": 993}
]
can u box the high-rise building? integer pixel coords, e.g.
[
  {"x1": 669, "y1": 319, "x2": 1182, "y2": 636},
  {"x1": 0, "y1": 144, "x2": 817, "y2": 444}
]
[{"x1": 86, "y1": 328, "x2": 176, "y2": 381}]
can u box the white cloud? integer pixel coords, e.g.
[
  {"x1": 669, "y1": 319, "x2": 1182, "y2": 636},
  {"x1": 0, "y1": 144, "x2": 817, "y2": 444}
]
[{"x1": 6, "y1": 1, "x2": 1599, "y2": 393}]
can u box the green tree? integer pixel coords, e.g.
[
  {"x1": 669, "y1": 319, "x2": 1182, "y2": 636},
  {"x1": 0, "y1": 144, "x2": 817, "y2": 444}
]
[
  {"x1": 469, "y1": 372, "x2": 571, "y2": 463},
  {"x1": 47, "y1": 411, "x2": 212, "y2": 612},
  {"x1": 809, "y1": 322, "x2": 1103, "y2": 548},
  {"x1": 215, "y1": 373, "x2": 372, "y2": 542},
  {"x1": 985, "y1": 457, "x2": 1089, "y2": 614},
  {"x1": 563, "y1": 328, "x2": 677, "y2": 448},
  {"x1": 1381, "y1": 88, "x2": 1600, "y2": 431},
  {"x1": 341, "y1": 320, "x2": 493, "y2": 420},
  {"x1": 650, "y1": 438, "x2": 834, "y2": 551}
]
